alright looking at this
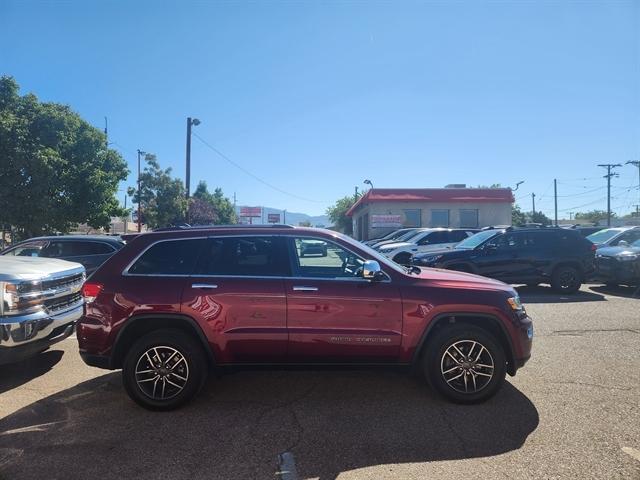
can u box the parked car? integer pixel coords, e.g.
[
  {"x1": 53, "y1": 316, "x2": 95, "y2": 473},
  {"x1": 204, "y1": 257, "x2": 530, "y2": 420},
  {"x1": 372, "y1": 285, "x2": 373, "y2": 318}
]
[
  {"x1": 0, "y1": 256, "x2": 85, "y2": 365},
  {"x1": 586, "y1": 226, "x2": 640, "y2": 249},
  {"x1": 78, "y1": 225, "x2": 533, "y2": 410},
  {"x1": 376, "y1": 228, "x2": 479, "y2": 265},
  {"x1": 363, "y1": 228, "x2": 417, "y2": 246},
  {"x1": 560, "y1": 225, "x2": 604, "y2": 237},
  {"x1": 412, "y1": 227, "x2": 596, "y2": 293},
  {"x1": 369, "y1": 227, "x2": 423, "y2": 249},
  {"x1": 1, "y1": 235, "x2": 125, "y2": 275},
  {"x1": 299, "y1": 239, "x2": 328, "y2": 257},
  {"x1": 593, "y1": 238, "x2": 640, "y2": 286}
]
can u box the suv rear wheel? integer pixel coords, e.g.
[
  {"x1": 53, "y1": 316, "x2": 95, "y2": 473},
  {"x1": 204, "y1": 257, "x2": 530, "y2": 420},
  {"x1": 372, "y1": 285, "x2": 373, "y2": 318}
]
[
  {"x1": 424, "y1": 324, "x2": 506, "y2": 403},
  {"x1": 122, "y1": 329, "x2": 207, "y2": 410},
  {"x1": 550, "y1": 265, "x2": 581, "y2": 294}
]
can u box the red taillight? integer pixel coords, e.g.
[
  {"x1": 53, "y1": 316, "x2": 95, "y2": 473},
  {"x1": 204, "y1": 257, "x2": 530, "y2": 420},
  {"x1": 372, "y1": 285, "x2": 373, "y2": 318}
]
[
  {"x1": 591, "y1": 243, "x2": 597, "y2": 252},
  {"x1": 82, "y1": 283, "x2": 103, "y2": 303}
]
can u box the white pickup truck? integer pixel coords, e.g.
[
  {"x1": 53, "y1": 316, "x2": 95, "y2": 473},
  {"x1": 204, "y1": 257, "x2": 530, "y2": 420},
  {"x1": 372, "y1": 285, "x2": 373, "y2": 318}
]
[{"x1": 0, "y1": 256, "x2": 85, "y2": 365}]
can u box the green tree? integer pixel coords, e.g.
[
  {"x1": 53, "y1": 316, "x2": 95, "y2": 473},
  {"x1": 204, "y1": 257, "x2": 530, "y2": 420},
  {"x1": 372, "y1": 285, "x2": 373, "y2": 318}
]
[
  {"x1": 128, "y1": 154, "x2": 187, "y2": 229},
  {"x1": 326, "y1": 196, "x2": 356, "y2": 234},
  {"x1": 298, "y1": 220, "x2": 312, "y2": 227},
  {"x1": 0, "y1": 76, "x2": 128, "y2": 238},
  {"x1": 512, "y1": 204, "x2": 526, "y2": 226},
  {"x1": 530, "y1": 211, "x2": 552, "y2": 225},
  {"x1": 575, "y1": 210, "x2": 614, "y2": 224},
  {"x1": 192, "y1": 181, "x2": 237, "y2": 224}
]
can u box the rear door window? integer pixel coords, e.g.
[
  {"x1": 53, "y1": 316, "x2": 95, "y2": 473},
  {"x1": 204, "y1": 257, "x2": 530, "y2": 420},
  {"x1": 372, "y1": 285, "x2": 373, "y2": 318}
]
[
  {"x1": 449, "y1": 230, "x2": 470, "y2": 243},
  {"x1": 196, "y1": 236, "x2": 289, "y2": 277},
  {"x1": 128, "y1": 239, "x2": 206, "y2": 275}
]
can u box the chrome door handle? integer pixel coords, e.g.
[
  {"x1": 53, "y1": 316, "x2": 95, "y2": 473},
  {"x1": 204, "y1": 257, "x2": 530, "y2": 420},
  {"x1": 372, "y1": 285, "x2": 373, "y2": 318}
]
[
  {"x1": 292, "y1": 286, "x2": 318, "y2": 292},
  {"x1": 192, "y1": 283, "x2": 218, "y2": 289}
]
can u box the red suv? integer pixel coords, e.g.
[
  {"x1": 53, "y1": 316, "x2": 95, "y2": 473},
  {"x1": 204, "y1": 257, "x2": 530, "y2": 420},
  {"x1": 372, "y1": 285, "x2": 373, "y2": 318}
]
[{"x1": 78, "y1": 225, "x2": 533, "y2": 410}]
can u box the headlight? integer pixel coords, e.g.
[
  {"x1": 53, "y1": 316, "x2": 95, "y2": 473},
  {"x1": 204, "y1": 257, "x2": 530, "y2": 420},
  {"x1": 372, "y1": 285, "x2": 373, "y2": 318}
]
[
  {"x1": 2, "y1": 282, "x2": 44, "y2": 315},
  {"x1": 507, "y1": 295, "x2": 524, "y2": 311},
  {"x1": 618, "y1": 254, "x2": 639, "y2": 262}
]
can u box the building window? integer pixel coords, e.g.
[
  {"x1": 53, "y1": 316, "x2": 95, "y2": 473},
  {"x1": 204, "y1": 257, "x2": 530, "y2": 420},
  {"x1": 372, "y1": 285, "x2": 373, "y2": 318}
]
[
  {"x1": 431, "y1": 210, "x2": 450, "y2": 227},
  {"x1": 460, "y1": 209, "x2": 479, "y2": 228},
  {"x1": 403, "y1": 209, "x2": 422, "y2": 227}
]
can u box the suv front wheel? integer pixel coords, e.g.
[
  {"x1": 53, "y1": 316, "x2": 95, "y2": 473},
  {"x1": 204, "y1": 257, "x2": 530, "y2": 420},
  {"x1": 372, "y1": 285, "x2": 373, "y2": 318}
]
[
  {"x1": 424, "y1": 324, "x2": 506, "y2": 404},
  {"x1": 122, "y1": 329, "x2": 207, "y2": 410},
  {"x1": 550, "y1": 265, "x2": 582, "y2": 294}
]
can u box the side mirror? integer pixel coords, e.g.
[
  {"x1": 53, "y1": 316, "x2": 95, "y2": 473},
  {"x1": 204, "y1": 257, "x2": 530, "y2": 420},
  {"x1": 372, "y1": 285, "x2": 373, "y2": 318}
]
[
  {"x1": 362, "y1": 260, "x2": 384, "y2": 281},
  {"x1": 618, "y1": 240, "x2": 629, "y2": 247}
]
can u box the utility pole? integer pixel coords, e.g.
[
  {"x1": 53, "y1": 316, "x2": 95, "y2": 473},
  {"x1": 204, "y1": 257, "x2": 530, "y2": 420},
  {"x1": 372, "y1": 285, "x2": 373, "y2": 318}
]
[
  {"x1": 531, "y1": 193, "x2": 536, "y2": 218},
  {"x1": 123, "y1": 194, "x2": 128, "y2": 234},
  {"x1": 283, "y1": 209, "x2": 287, "y2": 224},
  {"x1": 185, "y1": 117, "x2": 201, "y2": 223},
  {"x1": 598, "y1": 163, "x2": 622, "y2": 227},
  {"x1": 627, "y1": 160, "x2": 640, "y2": 209},
  {"x1": 569, "y1": 212, "x2": 574, "y2": 221},
  {"x1": 354, "y1": 186, "x2": 359, "y2": 202},
  {"x1": 104, "y1": 117, "x2": 109, "y2": 150},
  {"x1": 137, "y1": 149, "x2": 146, "y2": 233},
  {"x1": 554, "y1": 179, "x2": 558, "y2": 226}
]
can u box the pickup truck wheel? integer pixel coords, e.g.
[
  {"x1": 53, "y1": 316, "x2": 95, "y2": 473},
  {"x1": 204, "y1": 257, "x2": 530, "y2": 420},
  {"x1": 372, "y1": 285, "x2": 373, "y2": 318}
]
[
  {"x1": 424, "y1": 324, "x2": 506, "y2": 404},
  {"x1": 122, "y1": 329, "x2": 207, "y2": 411},
  {"x1": 550, "y1": 266, "x2": 581, "y2": 294}
]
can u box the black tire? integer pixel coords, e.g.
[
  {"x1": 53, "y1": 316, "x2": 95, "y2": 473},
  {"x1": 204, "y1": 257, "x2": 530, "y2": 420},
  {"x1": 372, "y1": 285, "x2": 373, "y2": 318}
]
[
  {"x1": 122, "y1": 328, "x2": 207, "y2": 411},
  {"x1": 393, "y1": 252, "x2": 412, "y2": 265},
  {"x1": 550, "y1": 265, "x2": 582, "y2": 294},
  {"x1": 423, "y1": 324, "x2": 506, "y2": 404}
]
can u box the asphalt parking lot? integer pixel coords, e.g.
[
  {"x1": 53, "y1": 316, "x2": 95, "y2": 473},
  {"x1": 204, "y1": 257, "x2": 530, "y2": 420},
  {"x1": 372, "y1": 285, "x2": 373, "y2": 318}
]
[{"x1": 1, "y1": 284, "x2": 639, "y2": 480}]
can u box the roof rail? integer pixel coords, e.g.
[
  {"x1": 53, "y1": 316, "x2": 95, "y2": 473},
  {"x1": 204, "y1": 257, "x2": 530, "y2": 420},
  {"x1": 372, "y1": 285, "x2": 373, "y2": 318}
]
[{"x1": 152, "y1": 224, "x2": 296, "y2": 232}]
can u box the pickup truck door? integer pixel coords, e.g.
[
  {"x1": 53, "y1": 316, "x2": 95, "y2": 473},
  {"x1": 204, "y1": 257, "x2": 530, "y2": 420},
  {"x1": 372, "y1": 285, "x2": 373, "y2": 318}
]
[{"x1": 284, "y1": 236, "x2": 403, "y2": 362}]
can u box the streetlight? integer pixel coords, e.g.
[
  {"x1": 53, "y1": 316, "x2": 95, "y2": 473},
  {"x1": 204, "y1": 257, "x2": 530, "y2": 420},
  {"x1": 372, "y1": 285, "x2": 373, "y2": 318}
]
[
  {"x1": 513, "y1": 180, "x2": 524, "y2": 191},
  {"x1": 137, "y1": 149, "x2": 146, "y2": 233},
  {"x1": 364, "y1": 179, "x2": 374, "y2": 189},
  {"x1": 185, "y1": 117, "x2": 201, "y2": 223},
  {"x1": 627, "y1": 160, "x2": 640, "y2": 214}
]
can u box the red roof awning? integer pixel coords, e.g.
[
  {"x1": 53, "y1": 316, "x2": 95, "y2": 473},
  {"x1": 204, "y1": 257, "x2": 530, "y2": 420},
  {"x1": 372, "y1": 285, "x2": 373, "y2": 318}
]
[{"x1": 346, "y1": 188, "x2": 514, "y2": 217}]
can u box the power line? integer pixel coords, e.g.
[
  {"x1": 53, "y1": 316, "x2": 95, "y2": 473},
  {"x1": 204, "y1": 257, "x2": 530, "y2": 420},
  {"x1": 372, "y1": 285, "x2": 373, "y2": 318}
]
[{"x1": 192, "y1": 132, "x2": 327, "y2": 204}]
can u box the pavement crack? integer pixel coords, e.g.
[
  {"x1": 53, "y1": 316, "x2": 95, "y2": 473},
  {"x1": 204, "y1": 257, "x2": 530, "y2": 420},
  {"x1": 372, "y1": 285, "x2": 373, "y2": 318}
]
[
  {"x1": 549, "y1": 328, "x2": 640, "y2": 336},
  {"x1": 549, "y1": 381, "x2": 633, "y2": 391}
]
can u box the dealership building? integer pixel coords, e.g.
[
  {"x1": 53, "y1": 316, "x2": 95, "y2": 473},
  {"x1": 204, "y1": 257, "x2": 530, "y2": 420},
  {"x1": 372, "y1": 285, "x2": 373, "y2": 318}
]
[{"x1": 346, "y1": 186, "x2": 514, "y2": 241}]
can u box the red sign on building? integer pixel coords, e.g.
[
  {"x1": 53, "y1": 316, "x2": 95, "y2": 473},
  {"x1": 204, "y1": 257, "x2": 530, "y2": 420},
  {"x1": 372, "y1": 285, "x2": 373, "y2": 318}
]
[{"x1": 239, "y1": 206, "x2": 262, "y2": 217}]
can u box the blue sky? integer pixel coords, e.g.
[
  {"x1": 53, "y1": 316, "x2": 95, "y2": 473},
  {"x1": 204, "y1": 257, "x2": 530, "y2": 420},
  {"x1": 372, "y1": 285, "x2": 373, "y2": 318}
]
[{"x1": 1, "y1": 0, "x2": 638, "y2": 217}]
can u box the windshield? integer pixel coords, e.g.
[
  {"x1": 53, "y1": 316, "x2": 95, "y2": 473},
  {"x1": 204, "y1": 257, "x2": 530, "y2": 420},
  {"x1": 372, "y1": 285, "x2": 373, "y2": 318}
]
[
  {"x1": 455, "y1": 230, "x2": 500, "y2": 249},
  {"x1": 586, "y1": 229, "x2": 621, "y2": 244},
  {"x1": 332, "y1": 231, "x2": 406, "y2": 274}
]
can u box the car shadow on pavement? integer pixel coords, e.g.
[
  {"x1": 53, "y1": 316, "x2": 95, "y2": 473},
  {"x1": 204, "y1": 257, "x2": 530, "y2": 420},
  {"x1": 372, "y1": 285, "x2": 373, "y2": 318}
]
[
  {"x1": 589, "y1": 284, "x2": 640, "y2": 299},
  {"x1": 0, "y1": 350, "x2": 64, "y2": 395},
  {"x1": 516, "y1": 285, "x2": 606, "y2": 303},
  {"x1": 0, "y1": 369, "x2": 539, "y2": 480}
]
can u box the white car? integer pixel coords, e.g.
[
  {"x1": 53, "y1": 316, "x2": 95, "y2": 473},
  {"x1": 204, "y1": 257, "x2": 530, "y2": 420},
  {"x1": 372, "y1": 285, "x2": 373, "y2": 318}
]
[
  {"x1": 376, "y1": 228, "x2": 478, "y2": 264},
  {"x1": 586, "y1": 226, "x2": 640, "y2": 249}
]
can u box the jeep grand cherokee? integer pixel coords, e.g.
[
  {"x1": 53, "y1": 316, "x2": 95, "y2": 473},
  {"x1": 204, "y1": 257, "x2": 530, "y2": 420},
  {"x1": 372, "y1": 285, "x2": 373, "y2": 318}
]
[{"x1": 78, "y1": 225, "x2": 532, "y2": 410}]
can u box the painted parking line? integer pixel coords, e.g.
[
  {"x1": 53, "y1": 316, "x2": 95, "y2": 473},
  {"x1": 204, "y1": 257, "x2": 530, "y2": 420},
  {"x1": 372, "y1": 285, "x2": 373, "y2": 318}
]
[
  {"x1": 622, "y1": 446, "x2": 640, "y2": 463},
  {"x1": 276, "y1": 452, "x2": 299, "y2": 480}
]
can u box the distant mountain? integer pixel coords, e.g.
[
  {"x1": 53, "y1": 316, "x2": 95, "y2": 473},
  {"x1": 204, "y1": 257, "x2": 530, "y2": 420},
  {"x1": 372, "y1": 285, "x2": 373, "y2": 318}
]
[{"x1": 235, "y1": 206, "x2": 330, "y2": 228}]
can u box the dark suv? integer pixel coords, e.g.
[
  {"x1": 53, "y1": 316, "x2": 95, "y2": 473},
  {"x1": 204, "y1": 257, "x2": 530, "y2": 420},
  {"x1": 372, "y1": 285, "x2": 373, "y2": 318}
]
[
  {"x1": 78, "y1": 225, "x2": 533, "y2": 410},
  {"x1": 412, "y1": 227, "x2": 596, "y2": 293},
  {"x1": 1, "y1": 235, "x2": 125, "y2": 275}
]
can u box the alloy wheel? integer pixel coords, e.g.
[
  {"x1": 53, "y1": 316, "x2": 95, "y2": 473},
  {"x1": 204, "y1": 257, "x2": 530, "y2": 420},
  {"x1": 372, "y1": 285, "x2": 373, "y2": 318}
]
[
  {"x1": 440, "y1": 339, "x2": 495, "y2": 394},
  {"x1": 135, "y1": 346, "x2": 190, "y2": 400}
]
